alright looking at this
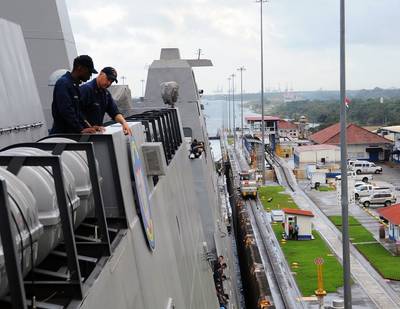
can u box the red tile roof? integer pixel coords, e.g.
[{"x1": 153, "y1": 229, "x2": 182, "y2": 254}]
[
  {"x1": 310, "y1": 123, "x2": 392, "y2": 145},
  {"x1": 296, "y1": 144, "x2": 339, "y2": 153},
  {"x1": 283, "y1": 208, "x2": 314, "y2": 217},
  {"x1": 245, "y1": 115, "x2": 281, "y2": 121},
  {"x1": 278, "y1": 119, "x2": 298, "y2": 130},
  {"x1": 378, "y1": 204, "x2": 400, "y2": 225}
]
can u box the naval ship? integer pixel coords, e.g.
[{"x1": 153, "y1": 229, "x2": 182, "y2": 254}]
[{"x1": 0, "y1": 1, "x2": 241, "y2": 308}]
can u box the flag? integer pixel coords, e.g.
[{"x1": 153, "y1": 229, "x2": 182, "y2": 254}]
[{"x1": 345, "y1": 97, "x2": 351, "y2": 109}]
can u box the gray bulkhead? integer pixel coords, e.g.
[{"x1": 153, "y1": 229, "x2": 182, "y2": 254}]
[
  {"x1": 73, "y1": 123, "x2": 219, "y2": 309},
  {"x1": 0, "y1": 18, "x2": 48, "y2": 148},
  {"x1": 0, "y1": 0, "x2": 78, "y2": 127}
]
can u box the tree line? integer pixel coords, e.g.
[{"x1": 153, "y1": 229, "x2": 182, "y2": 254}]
[{"x1": 270, "y1": 98, "x2": 400, "y2": 130}]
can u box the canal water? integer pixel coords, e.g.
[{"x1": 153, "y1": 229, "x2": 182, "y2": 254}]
[{"x1": 202, "y1": 98, "x2": 260, "y2": 161}]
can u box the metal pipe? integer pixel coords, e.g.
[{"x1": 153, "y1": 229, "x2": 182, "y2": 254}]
[
  {"x1": 238, "y1": 67, "x2": 246, "y2": 151},
  {"x1": 340, "y1": 0, "x2": 352, "y2": 307},
  {"x1": 228, "y1": 77, "x2": 231, "y2": 134},
  {"x1": 232, "y1": 74, "x2": 236, "y2": 150},
  {"x1": 259, "y1": 0, "x2": 266, "y2": 185}
]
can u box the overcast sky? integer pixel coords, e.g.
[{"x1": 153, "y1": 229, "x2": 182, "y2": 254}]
[{"x1": 66, "y1": 0, "x2": 400, "y2": 96}]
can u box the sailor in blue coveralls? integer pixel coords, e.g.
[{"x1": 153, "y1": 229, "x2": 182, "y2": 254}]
[
  {"x1": 50, "y1": 55, "x2": 100, "y2": 134},
  {"x1": 80, "y1": 67, "x2": 132, "y2": 135}
]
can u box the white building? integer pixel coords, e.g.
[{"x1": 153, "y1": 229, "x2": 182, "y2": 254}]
[
  {"x1": 294, "y1": 144, "x2": 341, "y2": 167},
  {"x1": 277, "y1": 119, "x2": 299, "y2": 140},
  {"x1": 283, "y1": 209, "x2": 314, "y2": 240},
  {"x1": 378, "y1": 204, "x2": 400, "y2": 241},
  {"x1": 376, "y1": 125, "x2": 400, "y2": 162}
]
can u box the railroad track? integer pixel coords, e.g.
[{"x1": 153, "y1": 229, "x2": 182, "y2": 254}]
[
  {"x1": 245, "y1": 199, "x2": 304, "y2": 309},
  {"x1": 265, "y1": 149, "x2": 296, "y2": 192},
  {"x1": 232, "y1": 147, "x2": 304, "y2": 308}
]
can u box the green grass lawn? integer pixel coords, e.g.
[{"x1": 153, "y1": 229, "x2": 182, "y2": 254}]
[
  {"x1": 272, "y1": 224, "x2": 344, "y2": 296},
  {"x1": 259, "y1": 186, "x2": 344, "y2": 295},
  {"x1": 317, "y1": 186, "x2": 335, "y2": 192},
  {"x1": 356, "y1": 244, "x2": 400, "y2": 280},
  {"x1": 258, "y1": 186, "x2": 298, "y2": 210},
  {"x1": 329, "y1": 216, "x2": 400, "y2": 280},
  {"x1": 329, "y1": 216, "x2": 360, "y2": 227}
]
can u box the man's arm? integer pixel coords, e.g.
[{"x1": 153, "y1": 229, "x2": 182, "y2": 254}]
[
  {"x1": 114, "y1": 114, "x2": 132, "y2": 135},
  {"x1": 105, "y1": 92, "x2": 132, "y2": 135},
  {"x1": 79, "y1": 84, "x2": 103, "y2": 133}
]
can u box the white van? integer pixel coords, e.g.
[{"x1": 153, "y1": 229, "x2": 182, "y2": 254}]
[
  {"x1": 354, "y1": 184, "x2": 392, "y2": 199},
  {"x1": 351, "y1": 161, "x2": 382, "y2": 174},
  {"x1": 348, "y1": 160, "x2": 368, "y2": 170}
]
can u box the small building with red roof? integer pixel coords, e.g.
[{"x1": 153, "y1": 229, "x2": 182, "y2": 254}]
[
  {"x1": 245, "y1": 115, "x2": 280, "y2": 151},
  {"x1": 309, "y1": 123, "x2": 392, "y2": 161},
  {"x1": 283, "y1": 208, "x2": 314, "y2": 240},
  {"x1": 378, "y1": 204, "x2": 400, "y2": 241},
  {"x1": 245, "y1": 115, "x2": 280, "y2": 132},
  {"x1": 277, "y1": 119, "x2": 299, "y2": 139}
]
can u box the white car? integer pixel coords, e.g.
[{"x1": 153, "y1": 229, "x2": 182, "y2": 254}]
[
  {"x1": 359, "y1": 192, "x2": 396, "y2": 207},
  {"x1": 354, "y1": 181, "x2": 366, "y2": 189}
]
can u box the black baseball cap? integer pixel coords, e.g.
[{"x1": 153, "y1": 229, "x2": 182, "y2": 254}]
[
  {"x1": 101, "y1": 67, "x2": 118, "y2": 83},
  {"x1": 74, "y1": 55, "x2": 97, "y2": 73}
]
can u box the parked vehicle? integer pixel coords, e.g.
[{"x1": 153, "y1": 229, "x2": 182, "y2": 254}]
[
  {"x1": 354, "y1": 184, "x2": 392, "y2": 199},
  {"x1": 350, "y1": 161, "x2": 382, "y2": 174},
  {"x1": 359, "y1": 192, "x2": 396, "y2": 207},
  {"x1": 354, "y1": 181, "x2": 367, "y2": 189},
  {"x1": 348, "y1": 159, "x2": 368, "y2": 170},
  {"x1": 311, "y1": 172, "x2": 326, "y2": 189},
  {"x1": 335, "y1": 171, "x2": 373, "y2": 183}
]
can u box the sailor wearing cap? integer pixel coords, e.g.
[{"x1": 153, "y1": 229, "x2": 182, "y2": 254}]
[
  {"x1": 80, "y1": 67, "x2": 132, "y2": 135},
  {"x1": 50, "y1": 55, "x2": 100, "y2": 134}
]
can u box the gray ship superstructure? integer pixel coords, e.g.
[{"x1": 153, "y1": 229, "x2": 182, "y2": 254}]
[
  {"x1": 0, "y1": 0, "x2": 78, "y2": 127},
  {"x1": 0, "y1": 5, "x2": 239, "y2": 309}
]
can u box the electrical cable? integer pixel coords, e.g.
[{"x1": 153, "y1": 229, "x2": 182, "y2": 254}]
[
  {"x1": 8, "y1": 194, "x2": 24, "y2": 274},
  {"x1": 8, "y1": 193, "x2": 36, "y2": 308}
]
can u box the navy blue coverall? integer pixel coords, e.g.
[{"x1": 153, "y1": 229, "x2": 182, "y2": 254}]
[
  {"x1": 50, "y1": 72, "x2": 86, "y2": 134},
  {"x1": 80, "y1": 79, "x2": 120, "y2": 126}
]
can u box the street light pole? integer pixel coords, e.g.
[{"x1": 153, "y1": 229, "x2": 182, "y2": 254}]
[
  {"x1": 227, "y1": 77, "x2": 231, "y2": 134},
  {"x1": 238, "y1": 67, "x2": 246, "y2": 151},
  {"x1": 257, "y1": 0, "x2": 267, "y2": 185},
  {"x1": 140, "y1": 79, "x2": 145, "y2": 97},
  {"x1": 340, "y1": 0, "x2": 352, "y2": 307},
  {"x1": 232, "y1": 73, "x2": 236, "y2": 150}
]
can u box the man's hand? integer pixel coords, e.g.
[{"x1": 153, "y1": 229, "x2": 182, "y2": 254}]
[
  {"x1": 93, "y1": 125, "x2": 106, "y2": 133},
  {"x1": 81, "y1": 127, "x2": 97, "y2": 134},
  {"x1": 122, "y1": 122, "x2": 132, "y2": 135}
]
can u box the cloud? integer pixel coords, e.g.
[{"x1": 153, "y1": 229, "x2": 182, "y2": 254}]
[
  {"x1": 66, "y1": 0, "x2": 400, "y2": 95},
  {"x1": 70, "y1": 4, "x2": 127, "y2": 30}
]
